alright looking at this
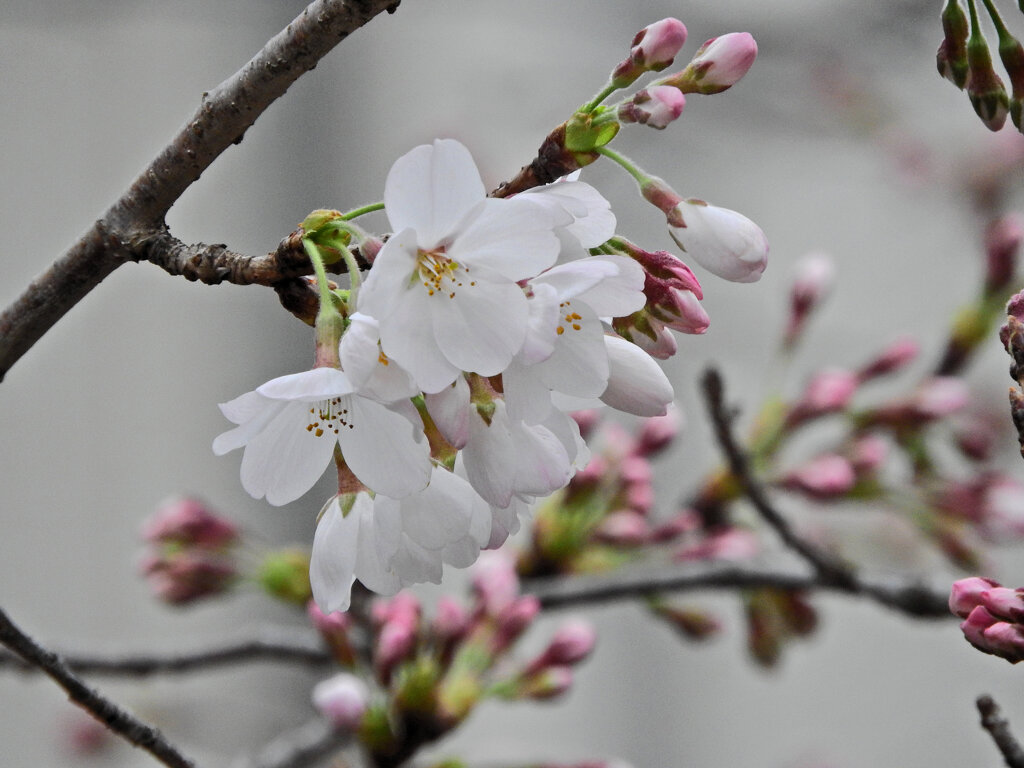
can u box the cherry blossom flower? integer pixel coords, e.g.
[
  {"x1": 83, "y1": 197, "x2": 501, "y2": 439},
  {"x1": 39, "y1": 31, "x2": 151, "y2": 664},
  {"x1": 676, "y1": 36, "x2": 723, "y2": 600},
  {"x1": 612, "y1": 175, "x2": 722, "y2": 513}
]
[
  {"x1": 668, "y1": 199, "x2": 768, "y2": 283},
  {"x1": 357, "y1": 139, "x2": 567, "y2": 393},
  {"x1": 213, "y1": 367, "x2": 431, "y2": 506}
]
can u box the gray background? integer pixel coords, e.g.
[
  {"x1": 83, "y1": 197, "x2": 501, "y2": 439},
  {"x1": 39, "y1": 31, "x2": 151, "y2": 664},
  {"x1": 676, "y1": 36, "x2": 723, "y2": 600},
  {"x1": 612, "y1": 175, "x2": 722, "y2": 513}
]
[{"x1": 3, "y1": 1, "x2": 1024, "y2": 766}]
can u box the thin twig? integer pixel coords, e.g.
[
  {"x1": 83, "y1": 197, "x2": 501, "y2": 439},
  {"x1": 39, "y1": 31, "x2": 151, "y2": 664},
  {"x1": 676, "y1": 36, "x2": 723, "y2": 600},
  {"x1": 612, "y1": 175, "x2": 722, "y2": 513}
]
[
  {"x1": 525, "y1": 559, "x2": 951, "y2": 618},
  {"x1": 700, "y1": 367, "x2": 859, "y2": 589},
  {"x1": 978, "y1": 694, "x2": 1024, "y2": 768},
  {"x1": 0, "y1": 0, "x2": 402, "y2": 382},
  {"x1": 0, "y1": 605, "x2": 195, "y2": 768},
  {"x1": 231, "y1": 717, "x2": 351, "y2": 768},
  {"x1": 0, "y1": 628, "x2": 330, "y2": 677}
]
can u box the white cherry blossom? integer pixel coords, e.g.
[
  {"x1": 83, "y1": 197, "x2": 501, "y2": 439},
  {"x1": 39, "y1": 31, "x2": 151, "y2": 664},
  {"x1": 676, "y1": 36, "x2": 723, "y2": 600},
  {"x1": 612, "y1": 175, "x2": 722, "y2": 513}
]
[
  {"x1": 212, "y1": 367, "x2": 431, "y2": 506},
  {"x1": 358, "y1": 139, "x2": 568, "y2": 393}
]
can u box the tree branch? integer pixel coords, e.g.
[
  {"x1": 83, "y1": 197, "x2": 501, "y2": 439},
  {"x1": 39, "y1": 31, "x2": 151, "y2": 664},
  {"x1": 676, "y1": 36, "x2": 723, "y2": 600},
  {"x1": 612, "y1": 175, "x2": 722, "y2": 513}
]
[
  {"x1": 0, "y1": 604, "x2": 196, "y2": 768},
  {"x1": 231, "y1": 717, "x2": 352, "y2": 768},
  {"x1": 0, "y1": 628, "x2": 330, "y2": 677},
  {"x1": 0, "y1": 0, "x2": 402, "y2": 382},
  {"x1": 978, "y1": 694, "x2": 1024, "y2": 768},
  {"x1": 525, "y1": 559, "x2": 951, "y2": 618},
  {"x1": 700, "y1": 367, "x2": 859, "y2": 589}
]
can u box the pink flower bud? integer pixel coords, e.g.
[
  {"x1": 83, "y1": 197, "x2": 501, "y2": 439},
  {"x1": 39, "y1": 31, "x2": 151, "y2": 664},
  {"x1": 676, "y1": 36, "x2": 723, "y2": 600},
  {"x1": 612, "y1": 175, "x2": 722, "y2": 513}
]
[
  {"x1": 619, "y1": 86, "x2": 686, "y2": 129},
  {"x1": 674, "y1": 32, "x2": 758, "y2": 94},
  {"x1": 857, "y1": 337, "x2": 919, "y2": 380},
  {"x1": 594, "y1": 510, "x2": 650, "y2": 546},
  {"x1": 780, "y1": 454, "x2": 855, "y2": 500},
  {"x1": 612, "y1": 18, "x2": 688, "y2": 86},
  {"x1": 636, "y1": 407, "x2": 682, "y2": 457},
  {"x1": 372, "y1": 591, "x2": 421, "y2": 629},
  {"x1": 982, "y1": 621, "x2": 1024, "y2": 662},
  {"x1": 432, "y1": 596, "x2": 469, "y2": 641},
  {"x1": 950, "y1": 576, "x2": 1001, "y2": 618},
  {"x1": 848, "y1": 434, "x2": 888, "y2": 474},
  {"x1": 961, "y1": 604, "x2": 1000, "y2": 648},
  {"x1": 967, "y1": 35, "x2": 1010, "y2": 131},
  {"x1": 793, "y1": 369, "x2": 859, "y2": 419},
  {"x1": 544, "y1": 619, "x2": 598, "y2": 666},
  {"x1": 374, "y1": 620, "x2": 417, "y2": 679},
  {"x1": 624, "y1": 481, "x2": 655, "y2": 516},
  {"x1": 982, "y1": 587, "x2": 1024, "y2": 622},
  {"x1": 472, "y1": 550, "x2": 521, "y2": 617},
  {"x1": 785, "y1": 252, "x2": 835, "y2": 344},
  {"x1": 981, "y1": 474, "x2": 1024, "y2": 541},
  {"x1": 142, "y1": 496, "x2": 237, "y2": 549},
  {"x1": 496, "y1": 595, "x2": 541, "y2": 645},
  {"x1": 674, "y1": 527, "x2": 760, "y2": 562},
  {"x1": 912, "y1": 377, "x2": 970, "y2": 419},
  {"x1": 312, "y1": 673, "x2": 369, "y2": 730},
  {"x1": 668, "y1": 199, "x2": 768, "y2": 283},
  {"x1": 985, "y1": 214, "x2": 1024, "y2": 293},
  {"x1": 141, "y1": 551, "x2": 236, "y2": 605}
]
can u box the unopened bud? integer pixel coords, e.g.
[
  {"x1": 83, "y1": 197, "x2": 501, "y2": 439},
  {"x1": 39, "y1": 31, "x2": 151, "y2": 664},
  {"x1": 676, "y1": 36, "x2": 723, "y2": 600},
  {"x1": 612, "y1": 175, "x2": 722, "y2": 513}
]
[
  {"x1": 527, "y1": 619, "x2": 597, "y2": 674},
  {"x1": 665, "y1": 32, "x2": 758, "y2": 94},
  {"x1": 961, "y1": 604, "x2": 1000, "y2": 648},
  {"x1": 496, "y1": 595, "x2": 540, "y2": 649},
  {"x1": 375, "y1": 620, "x2": 417, "y2": 681},
  {"x1": 142, "y1": 496, "x2": 237, "y2": 549},
  {"x1": 142, "y1": 551, "x2": 236, "y2": 605},
  {"x1": 983, "y1": 586, "x2": 1024, "y2": 622},
  {"x1": 950, "y1": 576, "x2": 1001, "y2": 617},
  {"x1": 611, "y1": 18, "x2": 688, "y2": 87},
  {"x1": 618, "y1": 86, "x2": 686, "y2": 129},
  {"x1": 858, "y1": 336, "x2": 919, "y2": 380},
  {"x1": 791, "y1": 369, "x2": 859, "y2": 421},
  {"x1": 312, "y1": 673, "x2": 369, "y2": 731},
  {"x1": 984, "y1": 214, "x2": 1024, "y2": 294},
  {"x1": 981, "y1": 621, "x2": 1024, "y2": 662},
  {"x1": 784, "y1": 252, "x2": 835, "y2": 346},
  {"x1": 668, "y1": 199, "x2": 768, "y2": 283},
  {"x1": 967, "y1": 30, "x2": 1010, "y2": 130},
  {"x1": 636, "y1": 406, "x2": 683, "y2": 456},
  {"x1": 472, "y1": 550, "x2": 521, "y2": 617},
  {"x1": 520, "y1": 665, "x2": 574, "y2": 700},
  {"x1": 258, "y1": 549, "x2": 312, "y2": 605},
  {"x1": 938, "y1": 0, "x2": 971, "y2": 88},
  {"x1": 433, "y1": 596, "x2": 469, "y2": 642},
  {"x1": 780, "y1": 454, "x2": 855, "y2": 500},
  {"x1": 594, "y1": 510, "x2": 650, "y2": 546}
]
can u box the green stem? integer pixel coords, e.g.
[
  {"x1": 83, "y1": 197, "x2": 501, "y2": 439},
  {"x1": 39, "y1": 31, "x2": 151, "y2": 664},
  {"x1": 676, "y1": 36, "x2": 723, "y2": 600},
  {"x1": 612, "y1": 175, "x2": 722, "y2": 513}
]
[
  {"x1": 303, "y1": 239, "x2": 334, "y2": 314},
  {"x1": 966, "y1": 0, "x2": 984, "y2": 43},
  {"x1": 980, "y1": 0, "x2": 1012, "y2": 40},
  {"x1": 595, "y1": 145, "x2": 649, "y2": 185},
  {"x1": 339, "y1": 245, "x2": 363, "y2": 307},
  {"x1": 342, "y1": 201, "x2": 385, "y2": 220},
  {"x1": 580, "y1": 82, "x2": 620, "y2": 113}
]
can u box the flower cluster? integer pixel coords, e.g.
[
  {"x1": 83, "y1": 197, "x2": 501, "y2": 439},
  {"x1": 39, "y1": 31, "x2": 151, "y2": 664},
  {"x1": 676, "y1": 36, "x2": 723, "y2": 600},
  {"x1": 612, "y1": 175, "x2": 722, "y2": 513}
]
[
  {"x1": 950, "y1": 576, "x2": 1024, "y2": 662},
  {"x1": 212, "y1": 17, "x2": 769, "y2": 614},
  {"x1": 139, "y1": 497, "x2": 239, "y2": 605},
  {"x1": 307, "y1": 553, "x2": 601, "y2": 763}
]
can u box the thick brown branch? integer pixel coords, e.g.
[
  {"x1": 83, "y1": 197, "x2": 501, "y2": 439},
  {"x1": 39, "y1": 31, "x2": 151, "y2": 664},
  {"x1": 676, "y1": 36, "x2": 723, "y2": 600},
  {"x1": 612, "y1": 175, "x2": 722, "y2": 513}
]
[
  {"x1": 978, "y1": 694, "x2": 1024, "y2": 768},
  {"x1": 0, "y1": 629, "x2": 330, "y2": 677},
  {"x1": 0, "y1": 0, "x2": 402, "y2": 382},
  {"x1": 700, "y1": 367, "x2": 859, "y2": 589},
  {"x1": 0, "y1": 605, "x2": 195, "y2": 768},
  {"x1": 525, "y1": 560, "x2": 951, "y2": 618}
]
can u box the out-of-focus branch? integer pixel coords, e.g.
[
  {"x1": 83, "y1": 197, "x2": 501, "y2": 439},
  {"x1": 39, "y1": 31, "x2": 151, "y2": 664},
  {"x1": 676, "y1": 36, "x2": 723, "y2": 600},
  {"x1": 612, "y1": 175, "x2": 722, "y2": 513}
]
[
  {"x1": 0, "y1": 628, "x2": 330, "y2": 677},
  {"x1": 525, "y1": 559, "x2": 951, "y2": 618},
  {"x1": 0, "y1": 0, "x2": 402, "y2": 382},
  {"x1": 700, "y1": 367, "x2": 859, "y2": 589},
  {"x1": 978, "y1": 694, "x2": 1024, "y2": 768},
  {"x1": 0, "y1": 605, "x2": 195, "y2": 768},
  {"x1": 231, "y1": 717, "x2": 351, "y2": 768}
]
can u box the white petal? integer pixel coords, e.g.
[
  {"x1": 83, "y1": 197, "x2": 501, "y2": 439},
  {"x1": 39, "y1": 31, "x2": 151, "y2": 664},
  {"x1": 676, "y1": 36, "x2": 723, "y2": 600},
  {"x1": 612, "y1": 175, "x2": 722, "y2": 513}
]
[
  {"x1": 510, "y1": 421, "x2": 572, "y2": 497},
  {"x1": 398, "y1": 468, "x2": 474, "y2": 550},
  {"x1": 522, "y1": 180, "x2": 616, "y2": 248},
  {"x1": 535, "y1": 301, "x2": 609, "y2": 398},
  {"x1": 376, "y1": 272, "x2": 462, "y2": 393},
  {"x1": 425, "y1": 376, "x2": 471, "y2": 449},
  {"x1": 384, "y1": 139, "x2": 485, "y2": 247},
  {"x1": 463, "y1": 401, "x2": 516, "y2": 507},
  {"x1": 503, "y1": 360, "x2": 556, "y2": 425},
  {"x1": 310, "y1": 497, "x2": 361, "y2": 614},
  {"x1": 449, "y1": 197, "x2": 562, "y2": 281},
  {"x1": 532, "y1": 257, "x2": 618, "y2": 301},
  {"x1": 239, "y1": 401, "x2": 339, "y2": 506},
  {"x1": 355, "y1": 499, "x2": 403, "y2": 596},
  {"x1": 339, "y1": 313, "x2": 419, "y2": 402},
  {"x1": 600, "y1": 335, "x2": 675, "y2": 417},
  {"x1": 212, "y1": 396, "x2": 285, "y2": 455},
  {"x1": 432, "y1": 273, "x2": 528, "y2": 377},
  {"x1": 338, "y1": 396, "x2": 431, "y2": 498},
  {"x1": 219, "y1": 389, "x2": 272, "y2": 426},
  {"x1": 519, "y1": 283, "x2": 560, "y2": 366},
  {"x1": 256, "y1": 367, "x2": 354, "y2": 402},
  {"x1": 573, "y1": 256, "x2": 647, "y2": 317},
  {"x1": 357, "y1": 230, "x2": 421, "y2": 321}
]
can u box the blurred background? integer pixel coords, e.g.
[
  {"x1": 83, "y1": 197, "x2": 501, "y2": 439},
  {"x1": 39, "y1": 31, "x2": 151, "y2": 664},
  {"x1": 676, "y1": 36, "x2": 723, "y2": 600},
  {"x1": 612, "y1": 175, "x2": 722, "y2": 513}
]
[{"x1": 3, "y1": 0, "x2": 1024, "y2": 765}]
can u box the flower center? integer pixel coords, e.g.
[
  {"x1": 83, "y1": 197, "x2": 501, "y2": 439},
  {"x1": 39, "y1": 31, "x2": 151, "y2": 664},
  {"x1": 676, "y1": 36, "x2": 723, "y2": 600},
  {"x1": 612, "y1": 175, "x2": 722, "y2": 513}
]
[
  {"x1": 305, "y1": 396, "x2": 355, "y2": 438},
  {"x1": 556, "y1": 301, "x2": 583, "y2": 336},
  {"x1": 417, "y1": 248, "x2": 476, "y2": 299}
]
